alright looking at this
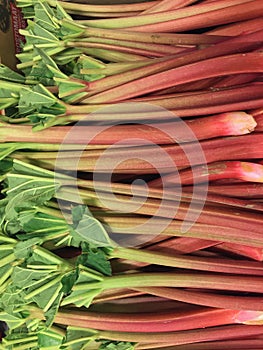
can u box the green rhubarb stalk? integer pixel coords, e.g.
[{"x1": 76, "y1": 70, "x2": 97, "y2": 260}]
[
  {"x1": 110, "y1": 246, "x2": 263, "y2": 275},
  {"x1": 68, "y1": 271, "x2": 263, "y2": 294},
  {"x1": 97, "y1": 215, "x2": 263, "y2": 247},
  {"x1": 46, "y1": 0, "x2": 159, "y2": 14}
]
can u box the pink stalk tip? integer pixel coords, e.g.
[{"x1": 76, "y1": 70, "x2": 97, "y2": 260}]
[
  {"x1": 219, "y1": 112, "x2": 257, "y2": 135},
  {"x1": 240, "y1": 162, "x2": 263, "y2": 182},
  {"x1": 235, "y1": 310, "x2": 263, "y2": 325}
]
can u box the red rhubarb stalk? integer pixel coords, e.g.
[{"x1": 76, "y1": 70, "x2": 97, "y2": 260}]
[
  {"x1": 141, "y1": 0, "x2": 199, "y2": 15},
  {"x1": 83, "y1": 27, "x2": 228, "y2": 45},
  {"x1": 207, "y1": 17, "x2": 263, "y2": 35},
  {"x1": 123, "y1": 0, "x2": 263, "y2": 32},
  {"x1": 211, "y1": 242, "x2": 263, "y2": 262},
  {"x1": 84, "y1": 0, "x2": 256, "y2": 29},
  {"x1": 149, "y1": 161, "x2": 263, "y2": 187},
  {"x1": 136, "y1": 287, "x2": 263, "y2": 312},
  {"x1": 254, "y1": 114, "x2": 263, "y2": 131},
  {"x1": 53, "y1": 308, "x2": 263, "y2": 333},
  {"x1": 1, "y1": 112, "x2": 256, "y2": 144},
  {"x1": 84, "y1": 325, "x2": 263, "y2": 343},
  {"x1": 85, "y1": 52, "x2": 263, "y2": 103}
]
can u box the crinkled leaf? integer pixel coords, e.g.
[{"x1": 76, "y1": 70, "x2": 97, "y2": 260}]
[
  {"x1": 31, "y1": 21, "x2": 59, "y2": 44},
  {"x1": 0, "y1": 285, "x2": 28, "y2": 314},
  {"x1": 77, "y1": 243, "x2": 112, "y2": 276},
  {"x1": 61, "y1": 267, "x2": 103, "y2": 307},
  {"x1": 18, "y1": 212, "x2": 68, "y2": 242},
  {"x1": 11, "y1": 266, "x2": 53, "y2": 290},
  {"x1": 71, "y1": 205, "x2": 112, "y2": 248},
  {"x1": 14, "y1": 237, "x2": 42, "y2": 259},
  {"x1": 0, "y1": 311, "x2": 27, "y2": 331},
  {"x1": 55, "y1": 77, "x2": 86, "y2": 99},
  {"x1": 19, "y1": 84, "x2": 65, "y2": 116},
  {"x1": 61, "y1": 270, "x2": 78, "y2": 295},
  {"x1": 0, "y1": 64, "x2": 25, "y2": 83},
  {"x1": 38, "y1": 328, "x2": 64, "y2": 349},
  {"x1": 63, "y1": 327, "x2": 97, "y2": 350},
  {"x1": 44, "y1": 292, "x2": 63, "y2": 327},
  {"x1": 0, "y1": 158, "x2": 13, "y2": 174},
  {"x1": 4, "y1": 176, "x2": 57, "y2": 222},
  {"x1": 34, "y1": 1, "x2": 59, "y2": 33}
]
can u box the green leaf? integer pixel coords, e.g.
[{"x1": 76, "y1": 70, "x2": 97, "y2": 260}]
[
  {"x1": 44, "y1": 292, "x2": 63, "y2": 327},
  {"x1": 38, "y1": 328, "x2": 64, "y2": 349},
  {"x1": 18, "y1": 211, "x2": 68, "y2": 242},
  {"x1": 31, "y1": 21, "x2": 59, "y2": 44},
  {"x1": 70, "y1": 206, "x2": 113, "y2": 248},
  {"x1": 0, "y1": 285, "x2": 28, "y2": 314},
  {"x1": 19, "y1": 84, "x2": 65, "y2": 116},
  {"x1": 0, "y1": 311, "x2": 27, "y2": 331},
  {"x1": 4, "y1": 175, "x2": 57, "y2": 222},
  {"x1": 0, "y1": 158, "x2": 13, "y2": 174},
  {"x1": 11, "y1": 266, "x2": 53, "y2": 290},
  {"x1": 61, "y1": 267, "x2": 103, "y2": 308},
  {"x1": 77, "y1": 243, "x2": 112, "y2": 276},
  {"x1": 72, "y1": 55, "x2": 105, "y2": 82},
  {"x1": 0, "y1": 64, "x2": 25, "y2": 83},
  {"x1": 63, "y1": 326, "x2": 97, "y2": 350},
  {"x1": 55, "y1": 77, "x2": 86, "y2": 99},
  {"x1": 1, "y1": 327, "x2": 38, "y2": 349},
  {"x1": 34, "y1": 1, "x2": 59, "y2": 33},
  {"x1": 61, "y1": 270, "x2": 78, "y2": 295},
  {"x1": 14, "y1": 238, "x2": 42, "y2": 259}
]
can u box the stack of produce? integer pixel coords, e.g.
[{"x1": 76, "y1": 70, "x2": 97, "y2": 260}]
[{"x1": 0, "y1": 0, "x2": 263, "y2": 348}]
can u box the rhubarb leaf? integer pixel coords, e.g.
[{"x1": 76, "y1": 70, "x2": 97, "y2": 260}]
[
  {"x1": 11, "y1": 266, "x2": 53, "y2": 290},
  {"x1": 71, "y1": 205, "x2": 113, "y2": 248},
  {"x1": 44, "y1": 292, "x2": 63, "y2": 327},
  {"x1": 1, "y1": 327, "x2": 38, "y2": 349},
  {"x1": 14, "y1": 237, "x2": 42, "y2": 259},
  {"x1": 38, "y1": 328, "x2": 64, "y2": 349},
  {"x1": 77, "y1": 243, "x2": 112, "y2": 276},
  {"x1": 63, "y1": 327, "x2": 98, "y2": 350},
  {"x1": 61, "y1": 267, "x2": 103, "y2": 307},
  {"x1": 34, "y1": 1, "x2": 59, "y2": 33},
  {"x1": 0, "y1": 64, "x2": 25, "y2": 83},
  {"x1": 0, "y1": 311, "x2": 27, "y2": 331},
  {"x1": 55, "y1": 77, "x2": 86, "y2": 99}
]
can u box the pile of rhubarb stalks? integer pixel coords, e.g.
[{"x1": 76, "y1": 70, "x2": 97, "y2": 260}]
[{"x1": 1, "y1": 0, "x2": 263, "y2": 349}]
